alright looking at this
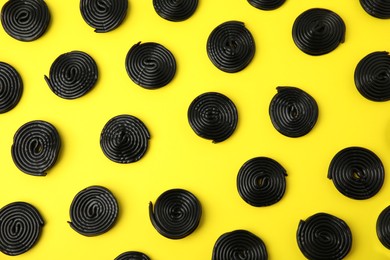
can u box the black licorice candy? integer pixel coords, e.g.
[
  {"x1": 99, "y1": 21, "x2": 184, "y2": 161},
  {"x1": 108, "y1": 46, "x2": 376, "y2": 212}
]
[
  {"x1": 212, "y1": 230, "x2": 268, "y2": 260},
  {"x1": 377, "y1": 205, "x2": 390, "y2": 249},
  {"x1": 328, "y1": 146, "x2": 385, "y2": 200},
  {"x1": 292, "y1": 8, "x2": 345, "y2": 56},
  {"x1": 153, "y1": 0, "x2": 198, "y2": 21},
  {"x1": 0, "y1": 62, "x2": 23, "y2": 113},
  {"x1": 247, "y1": 0, "x2": 286, "y2": 10},
  {"x1": 80, "y1": 0, "x2": 128, "y2": 32},
  {"x1": 207, "y1": 21, "x2": 255, "y2": 73},
  {"x1": 354, "y1": 51, "x2": 390, "y2": 102},
  {"x1": 45, "y1": 51, "x2": 98, "y2": 100},
  {"x1": 1, "y1": 0, "x2": 50, "y2": 41},
  {"x1": 68, "y1": 186, "x2": 119, "y2": 236},
  {"x1": 125, "y1": 42, "x2": 176, "y2": 89},
  {"x1": 360, "y1": 0, "x2": 390, "y2": 19},
  {"x1": 237, "y1": 157, "x2": 287, "y2": 207},
  {"x1": 149, "y1": 189, "x2": 202, "y2": 239},
  {"x1": 100, "y1": 115, "x2": 150, "y2": 163},
  {"x1": 0, "y1": 202, "x2": 44, "y2": 256},
  {"x1": 11, "y1": 120, "x2": 61, "y2": 176},
  {"x1": 188, "y1": 92, "x2": 238, "y2": 143},
  {"x1": 297, "y1": 213, "x2": 352, "y2": 260},
  {"x1": 115, "y1": 251, "x2": 150, "y2": 260},
  {"x1": 269, "y1": 87, "x2": 318, "y2": 138}
]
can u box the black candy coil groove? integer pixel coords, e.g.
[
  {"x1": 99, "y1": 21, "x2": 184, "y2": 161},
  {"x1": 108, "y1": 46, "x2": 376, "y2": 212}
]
[
  {"x1": 153, "y1": 0, "x2": 198, "y2": 21},
  {"x1": 328, "y1": 146, "x2": 385, "y2": 200},
  {"x1": 207, "y1": 21, "x2": 255, "y2": 73},
  {"x1": 0, "y1": 202, "x2": 44, "y2": 256},
  {"x1": 0, "y1": 0, "x2": 50, "y2": 41},
  {"x1": 100, "y1": 114, "x2": 150, "y2": 163},
  {"x1": 68, "y1": 185, "x2": 119, "y2": 236},
  {"x1": 354, "y1": 51, "x2": 390, "y2": 102},
  {"x1": 212, "y1": 230, "x2": 268, "y2": 260},
  {"x1": 360, "y1": 0, "x2": 390, "y2": 19},
  {"x1": 297, "y1": 213, "x2": 352, "y2": 260},
  {"x1": 292, "y1": 8, "x2": 345, "y2": 56},
  {"x1": 0, "y1": 62, "x2": 23, "y2": 113},
  {"x1": 80, "y1": 0, "x2": 128, "y2": 33},
  {"x1": 269, "y1": 87, "x2": 318, "y2": 138},
  {"x1": 247, "y1": 0, "x2": 286, "y2": 10},
  {"x1": 377, "y1": 205, "x2": 390, "y2": 249},
  {"x1": 188, "y1": 92, "x2": 238, "y2": 143},
  {"x1": 149, "y1": 189, "x2": 202, "y2": 239},
  {"x1": 45, "y1": 51, "x2": 98, "y2": 100},
  {"x1": 11, "y1": 120, "x2": 61, "y2": 176},
  {"x1": 237, "y1": 157, "x2": 287, "y2": 207},
  {"x1": 125, "y1": 42, "x2": 176, "y2": 89},
  {"x1": 115, "y1": 251, "x2": 151, "y2": 260}
]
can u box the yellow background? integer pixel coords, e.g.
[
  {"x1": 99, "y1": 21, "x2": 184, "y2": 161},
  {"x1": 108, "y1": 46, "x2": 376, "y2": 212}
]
[{"x1": 0, "y1": 0, "x2": 389, "y2": 259}]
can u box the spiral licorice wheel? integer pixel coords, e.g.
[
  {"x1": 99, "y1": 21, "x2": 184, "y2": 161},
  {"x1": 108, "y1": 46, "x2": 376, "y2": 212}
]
[
  {"x1": 0, "y1": 202, "x2": 44, "y2": 256},
  {"x1": 11, "y1": 120, "x2": 61, "y2": 176},
  {"x1": 328, "y1": 146, "x2": 384, "y2": 200},
  {"x1": 377, "y1": 205, "x2": 390, "y2": 249},
  {"x1": 100, "y1": 115, "x2": 150, "y2": 163},
  {"x1": 212, "y1": 230, "x2": 268, "y2": 260},
  {"x1": 297, "y1": 213, "x2": 352, "y2": 260},
  {"x1": 247, "y1": 0, "x2": 286, "y2": 10},
  {"x1": 0, "y1": 0, "x2": 50, "y2": 41},
  {"x1": 80, "y1": 0, "x2": 128, "y2": 32},
  {"x1": 115, "y1": 251, "x2": 150, "y2": 260},
  {"x1": 153, "y1": 0, "x2": 198, "y2": 21},
  {"x1": 69, "y1": 185, "x2": 119, "y2": 236},
  {"x1": 0, "y1": 62, "x2": 23, "y2": 113},
  {"x1": 354, "y1": 51, "x2": 390, "y2": 101},
  {"x1": 292, "y1": 8, "x2": 345, "y2": 56},
  {"x1": 269, "y1": 87, "x2": 318, "y2": 138},
  {"x1": 125, "y1": 42, "x2": 176, "y2": 89},
  {"x1": 149, "y1": 189, "x2": 202, "y2": 239},
  {"x1": 45, "y1": 51, "x2": 98, "y2": 100},
  {"x1": 237, "y1": 157, "x2": 287, "y2": 207},
  {"x1": 188, "y1": 92, "x2": 238, "y2": 143},
  {"x1": 360, "y1": 0, "x2": 390, "y2": 19},
  {"x1": 207, "y1": 21, "x2": 255, "y2": 73}
]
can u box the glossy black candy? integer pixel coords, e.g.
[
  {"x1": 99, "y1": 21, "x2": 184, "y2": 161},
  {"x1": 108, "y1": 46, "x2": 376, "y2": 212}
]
[
  {"x1": 247, "y1": 0, "x2": 286, "y2": 10},
  {"x1": 115, "y1": 251, "x2": 150, "y2": 260},
  {"x1": 377, "y1": 205, "x2": 390, "y2": 249},
  {"x1": 153, "y1": 0, "x2": 198, "y2": 21},
  {"x1": 360, "y1": 0, "x2": 390, "y2": 19},
  {"x1": 0, "y1": 62, "x2": 23, "y2": 113}
]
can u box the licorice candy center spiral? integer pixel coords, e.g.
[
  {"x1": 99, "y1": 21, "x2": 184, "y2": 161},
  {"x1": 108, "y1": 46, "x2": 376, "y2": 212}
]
[
  {"x1": 153, "y1": 0, "x2": 198, "y2": 21},
  {"x1": 328, "y1": 146, "x2": 385, "y2": 200},
  {"x1": 247, "y1": 0, "x2": 286, "y2": 10},
  {"x1": 377, "y1": 205, "x2": 390, "y2": 249},
  {"x1": 149, "y1": 189, "x2": 202, "y2": 239},
  {"x1": 68, "y1": 185, "x2": 119, "y2": 236},
  {"x1": 297, "y1": 213, "x2": 352, "y2": 260},
  {"x1": 360, "y1": 0, "x2": 390, "y2": 19},
  {"x1": 11, "y1": 120, "x2": 61, "y2": 176},
  {"x1": 0, "y1": 202, "x2": 44, "y2": 256},
  {"x1": 115, "y1": 251, "x2": 151, "y2": 260},
  {"x1": 0, "y1": 62, "x2": 23, "y2": 113}
]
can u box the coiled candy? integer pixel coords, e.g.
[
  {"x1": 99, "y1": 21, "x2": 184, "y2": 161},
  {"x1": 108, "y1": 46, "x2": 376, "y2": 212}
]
[
  {"x1": 0, "y1": 61, "x2": 23, "y2": 113},
  {"x1": 328, "y1": 146, "x2": 385, "y2": 200},
  {"x1": 11, "y1": 120, "x2": 61, "y2": 176},
  {"x1": 237, "y1": 157, "x2": 287, "y2": 207},
  {"x1": 0, "y1": 0, "x2": 50, "y2": 41},
  {"x1": 360, "y1": 0, "x2": 390, "y2": 19},
  {"x1": 188, "y1": 92, "x2": 238, "y2": 143},
  {"x1": 377, "y1": 205, "x2": 390, "y2": 249},
  {"x1": 212, "y1": 230, "x2": 268, "y2": 260},
  {"x1": 207, "y1": 21, "x2": 255, "y2": 73},
  {"x1": 354, "y1": 51, "x2": 390, "y2": 102},
  {"x1": 149, "y1": 189, "x2": 202, "y2": 239},
  {"x1": 153, "y1": 0, "x2": 198, "y2": 21},
  {"x1": 0, "y1": 202, "x2": 44, "y2": 256},
  {"x1": 292, "y1": 8, "x2": 345, "y2": 56},
  {"x1": 269, "y1": 87, "x2": 318, "y2": 138},
  {"x1": 297, "y1": 212, "x2": 352, "y2": 260},
  {"x1": 247, "y1": 0, "x2": 286, "y2": 10},
  {"x1": 100, "y1": 114, "x2": 150, "y2": 163},
  {"x1": 115, "y1": 251, "x2": 150, "y2": 260},
  {"x1": 80, "y1": 0, "x2": 128, "y2": 32},
  {"x1": 68, "y1": 185, "x2": 119, "y2": 236},
  {"x1": 45, "y1": 51, "x2": 98, "y2": 100},
  {"x1": 125, "y1": 42, "x2": 176, "y2": 89}
]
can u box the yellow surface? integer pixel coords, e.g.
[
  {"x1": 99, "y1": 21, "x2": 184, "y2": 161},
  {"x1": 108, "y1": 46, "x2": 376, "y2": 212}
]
[{"x1": 0, "y1": 0, "x2": 390, "y2": 259}]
